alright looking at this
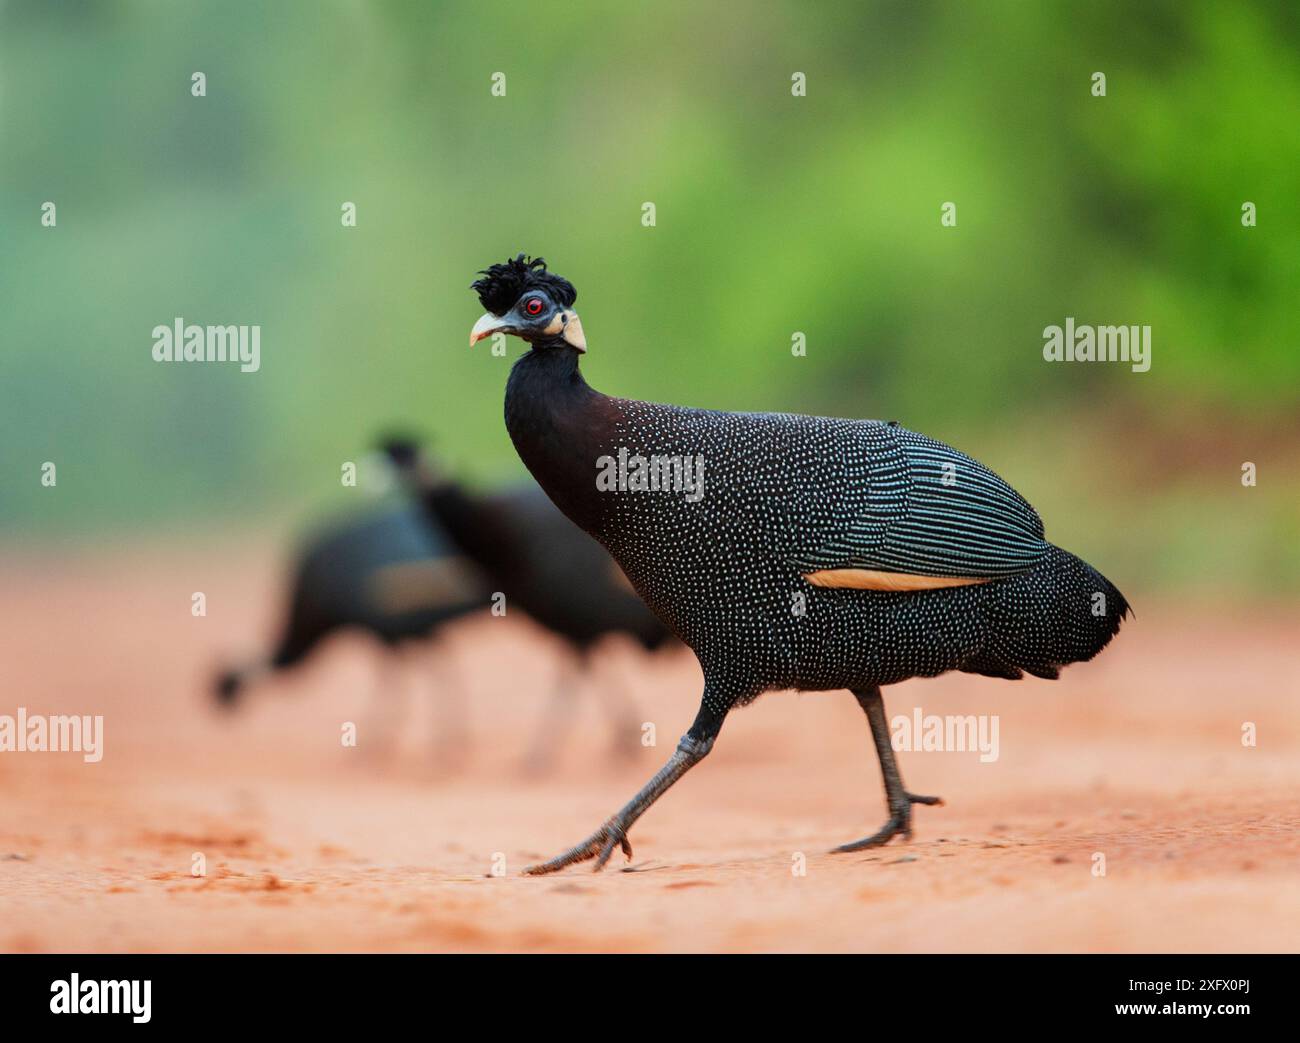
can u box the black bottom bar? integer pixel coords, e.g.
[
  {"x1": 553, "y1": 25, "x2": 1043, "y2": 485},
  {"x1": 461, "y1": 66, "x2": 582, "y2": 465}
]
[{"x1": 0, "y1": 954, "x2": 1288, "y2": 1029}]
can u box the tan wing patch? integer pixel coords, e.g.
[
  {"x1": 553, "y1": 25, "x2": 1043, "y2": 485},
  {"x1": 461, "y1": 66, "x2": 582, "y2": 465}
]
[
  {"x1": 368, "y1": 558, "x2": 481, "y2": 615},
  {"x1": 803, "y1": 569, "x2": 990, "y2": 592}
]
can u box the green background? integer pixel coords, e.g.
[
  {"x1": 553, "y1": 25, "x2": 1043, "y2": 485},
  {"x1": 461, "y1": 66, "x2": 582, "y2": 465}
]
[{"x1": 3, "y1": 0, "x2": 1297, "y2": 596}]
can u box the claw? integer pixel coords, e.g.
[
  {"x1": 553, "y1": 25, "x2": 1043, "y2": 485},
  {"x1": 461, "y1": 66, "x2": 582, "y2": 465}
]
[
  {"x1": 831, "y1": 816, "x2": 909, "y2": 853},
  {"x1": 593, "y1": 829, "x2": 632, "y2": 872},
  {"x1": 524, "y1": 820, "x2": 633, "y2": 876},
  {"x1": 831, "y1": 790, "x2": 944, "y2": 854},
  {"x1": 521, "y1": 734, "x2": 712, "y2": 875}
]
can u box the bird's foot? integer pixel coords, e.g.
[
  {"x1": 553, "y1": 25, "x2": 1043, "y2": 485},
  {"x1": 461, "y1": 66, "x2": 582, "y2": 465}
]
[
  {"x1": 523, "y1": 817, "x2": 634, "y2": 876},
  {"x1": 831, "y1": 791, "x2": 944, "y2": 854}
]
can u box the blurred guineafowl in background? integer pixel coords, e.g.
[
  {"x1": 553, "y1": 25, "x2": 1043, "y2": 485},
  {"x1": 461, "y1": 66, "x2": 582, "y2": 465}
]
[
  {"x1": 465, "y1": 253, "x2": 1130, "y2": 873},
  {"x1": 213, "y1": 502, "x2": 487, "y2": 754},
  {"x1": 382, "y1": 438, "x2": 677, "y2": 770}
]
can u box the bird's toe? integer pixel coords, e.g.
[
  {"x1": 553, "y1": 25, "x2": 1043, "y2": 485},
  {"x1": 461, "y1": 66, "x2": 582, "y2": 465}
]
[
  {"x1": 524, "y1": 819, "x2": 633, "y2": 876},
  {"x1": 831, "y1": 816, "x2": 909, "y2": 854},
  {"x1": 592, "y1": 823, "x2": 633, "y2": 872}
]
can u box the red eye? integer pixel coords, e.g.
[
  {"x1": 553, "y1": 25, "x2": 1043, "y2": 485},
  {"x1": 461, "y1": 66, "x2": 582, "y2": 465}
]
[{"x1": 524, "y1": 297, "x2": 544, "y2": 316}]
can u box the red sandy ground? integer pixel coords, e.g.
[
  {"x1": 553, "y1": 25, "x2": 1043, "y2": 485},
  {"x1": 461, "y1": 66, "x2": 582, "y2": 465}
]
[{"x1": 1, "y1": 544, "x2": 1297, "y2": 953}]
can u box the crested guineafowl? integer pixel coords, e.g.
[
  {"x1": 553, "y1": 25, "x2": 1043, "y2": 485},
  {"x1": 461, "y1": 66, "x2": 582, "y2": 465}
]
[
  {"x1": 381, "y1": 439, "x2": 676, "y2": 768},
  {"x1": 467, "y1": 254, "x2": 1130, "y2": 874},
  {"x1": 214, "y1": 503, "x2": 485, "y2": 716}
]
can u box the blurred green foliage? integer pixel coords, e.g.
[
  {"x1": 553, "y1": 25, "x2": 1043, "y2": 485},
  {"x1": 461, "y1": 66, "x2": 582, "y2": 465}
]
[{"x1": 2, "y1": 0, "x2": 1297, "y2": 594}]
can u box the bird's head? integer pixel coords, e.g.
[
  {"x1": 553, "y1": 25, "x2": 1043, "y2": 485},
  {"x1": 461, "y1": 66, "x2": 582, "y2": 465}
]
[
  {"x1": 378, "y1": 434, "x2": 425, "y2": 471},
  {"x1": 378, "y1": 434, "x2": 451, "y2": 492},
  {"x1": 468, "y1": 254, "x2": 585, "y2": 353}
]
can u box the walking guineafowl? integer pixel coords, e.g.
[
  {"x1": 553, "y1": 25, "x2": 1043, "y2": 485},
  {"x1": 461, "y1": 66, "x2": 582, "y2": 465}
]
[
  {"x1": 467, "y1": 254, "x2": 1130, "y2": 874},
  {"x1": 213, "y1": 503, "x2": 485, "y2": 709},
  {"x1": 381, "y1": 439, "x2": 676, "y2": 767}
]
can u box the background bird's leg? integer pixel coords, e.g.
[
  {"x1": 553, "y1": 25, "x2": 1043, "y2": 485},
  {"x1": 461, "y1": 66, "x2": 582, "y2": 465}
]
[
  {"x1": 588, "y1": 639, "x2": 643, "y2": 762},
  {"x1": 426, "y1": 638, "x2": 470, "y2": 773},
  {"x1": 522, "y1": 703, "x2": 726, "y2": 875},
  {"x1": 519, "y1": 648, "x2": 582, "y2": 776},
  {"x1": 833, "y1": 685, "x2": 943, "y2": 853},
  {"x1": 361, "y1": 645, "x2": 409, "y2": 765}
]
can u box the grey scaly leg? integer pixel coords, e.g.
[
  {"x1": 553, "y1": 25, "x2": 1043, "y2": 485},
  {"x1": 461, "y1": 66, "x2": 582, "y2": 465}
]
[
  {"x1": 833, "y1": 685, "x2": 943, "y2": 853},
  {"x1": 522, "y1": 702, "x2": 723, "y2": 875}
]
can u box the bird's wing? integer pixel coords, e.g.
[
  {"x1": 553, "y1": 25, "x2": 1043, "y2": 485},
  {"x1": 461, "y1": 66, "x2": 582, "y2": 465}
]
[{"x1": 792, "y1": 423, "x2": 1048, "y2": 582}]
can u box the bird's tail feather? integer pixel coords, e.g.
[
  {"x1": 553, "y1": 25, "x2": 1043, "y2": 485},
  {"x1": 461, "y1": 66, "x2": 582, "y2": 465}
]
[{"x1": 960, "y1": 546, "x2": 1130, "y2": 681}]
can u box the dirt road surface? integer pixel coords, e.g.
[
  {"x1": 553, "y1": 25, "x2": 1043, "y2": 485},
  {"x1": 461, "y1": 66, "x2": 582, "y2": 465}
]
[{"x1": 2, "y1": 544, "x2": 1297, "y2": 952}]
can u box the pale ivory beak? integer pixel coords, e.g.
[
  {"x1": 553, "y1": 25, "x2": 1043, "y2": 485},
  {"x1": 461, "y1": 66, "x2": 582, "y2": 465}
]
[
  {"x1": 469, "y1": 308, "x2": 586, "y2": 351},
  {"x1": 469, "y1": 312, "x2": 505, "y2": 346},
  {"x1": 559, "y1": 310, "x2": 586, "y2": 352}
]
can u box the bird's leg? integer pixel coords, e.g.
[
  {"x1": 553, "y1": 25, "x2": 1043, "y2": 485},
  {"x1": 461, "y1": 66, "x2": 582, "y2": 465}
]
[
  {"x1": 426, "y1": 639, "x2": 470, "y2": 772},
  {"x1": 833, "y1": 685, "x2": 943, "y2": 853},
  {"x1": 362, "y1": 648, "x2": 409, "y2": 763},
  {"x1": 522, "y1": 714, "x2": 720, "y2": 875},
  {"x1": 519, "y1": 651, "x2": 582, "y2": 776},
  {"x1": 588, "y1": 641, "x2": 643, "y2": 762}
]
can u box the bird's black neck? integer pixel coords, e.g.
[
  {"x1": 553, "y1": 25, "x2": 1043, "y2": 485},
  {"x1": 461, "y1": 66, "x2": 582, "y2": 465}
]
[{"x1": 504, "y1": 343, "x2": 611, "y2": 534}]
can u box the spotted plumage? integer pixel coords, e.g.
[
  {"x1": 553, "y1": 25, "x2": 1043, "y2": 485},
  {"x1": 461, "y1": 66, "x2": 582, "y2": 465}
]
[
  {"x1": 594, "y1": 402, "x2": 1126, "y2": 709},
  {"x1": 469, "y1": 255, "x2": 1130, "y2": 873}
]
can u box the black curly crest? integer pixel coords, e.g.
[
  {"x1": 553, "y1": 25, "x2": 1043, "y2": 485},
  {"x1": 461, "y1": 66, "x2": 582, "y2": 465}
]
[{"x1": 471, "y1": 254, "x2": 577, "y2": 316}]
